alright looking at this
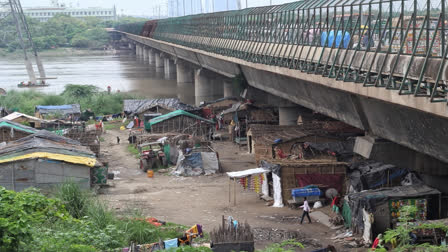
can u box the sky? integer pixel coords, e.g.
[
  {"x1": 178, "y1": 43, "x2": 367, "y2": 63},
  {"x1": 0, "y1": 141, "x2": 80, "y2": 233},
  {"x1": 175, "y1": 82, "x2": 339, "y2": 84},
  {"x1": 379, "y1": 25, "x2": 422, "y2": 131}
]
[{"x1": 19, "y1": 0, "x2": 300, "y2": 17}]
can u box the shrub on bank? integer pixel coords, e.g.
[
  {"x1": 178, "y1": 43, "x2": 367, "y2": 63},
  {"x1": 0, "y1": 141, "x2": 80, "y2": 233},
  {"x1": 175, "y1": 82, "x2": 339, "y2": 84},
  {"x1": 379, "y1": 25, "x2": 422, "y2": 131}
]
[
  {"x1": 0, "y1": 84, "x2": 141, "y2": 116},
  {"x1": 0, "y1": 183, "x2": 187, "y2": 251}
]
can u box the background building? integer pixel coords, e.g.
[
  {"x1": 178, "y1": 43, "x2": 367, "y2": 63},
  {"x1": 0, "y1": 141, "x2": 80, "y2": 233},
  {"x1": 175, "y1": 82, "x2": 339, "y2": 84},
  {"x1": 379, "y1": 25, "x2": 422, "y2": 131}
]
[{"x1": 0, "y1": 6, "x2": 116, "y2": 22}]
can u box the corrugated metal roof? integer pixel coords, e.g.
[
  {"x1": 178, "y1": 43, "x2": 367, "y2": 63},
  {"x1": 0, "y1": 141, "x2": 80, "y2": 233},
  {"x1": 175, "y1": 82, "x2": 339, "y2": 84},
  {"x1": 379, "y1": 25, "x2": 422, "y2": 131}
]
[
  {"x1": 0, "y1": 120, "x2": 37, "y2": 134},
  {"x1": 123, "y1": 98, "x2": 198, "y2": 115},
  {"x1": 0, "y1": 131, "x2": 97, "y2": 167},
  {"x1": 248, "y1": 124, "x2": 312, "y2": 144},
  {"x1": 149, "y1": 110, "x2": 214, "y2": 126},
  {"x1": 3, "y1": 112, "x2": 45, "y2": 122}
]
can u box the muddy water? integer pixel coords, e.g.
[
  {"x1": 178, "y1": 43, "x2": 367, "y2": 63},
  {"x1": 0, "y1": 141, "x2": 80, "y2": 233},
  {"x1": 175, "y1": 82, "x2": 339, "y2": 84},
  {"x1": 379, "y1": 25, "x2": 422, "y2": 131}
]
[{"x1": 0, "y1": 53, "x2": 195, "y2": 104}]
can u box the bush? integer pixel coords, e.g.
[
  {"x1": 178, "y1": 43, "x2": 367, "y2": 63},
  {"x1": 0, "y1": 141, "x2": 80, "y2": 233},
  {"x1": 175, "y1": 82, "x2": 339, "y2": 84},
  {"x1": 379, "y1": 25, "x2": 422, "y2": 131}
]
[
  {"x1": 0, "y1": 187, "x2": 69, "y2": 251},
  {"x1": 55, "y1": 181, "x2": 91, "y2": 219}
]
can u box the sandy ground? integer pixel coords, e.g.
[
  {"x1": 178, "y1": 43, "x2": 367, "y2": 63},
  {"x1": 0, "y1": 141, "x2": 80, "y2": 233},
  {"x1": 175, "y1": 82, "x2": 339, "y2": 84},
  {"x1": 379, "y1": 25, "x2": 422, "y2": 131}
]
[{"x1": 99, "y1": 129, "x2": 354, "y2": 251}]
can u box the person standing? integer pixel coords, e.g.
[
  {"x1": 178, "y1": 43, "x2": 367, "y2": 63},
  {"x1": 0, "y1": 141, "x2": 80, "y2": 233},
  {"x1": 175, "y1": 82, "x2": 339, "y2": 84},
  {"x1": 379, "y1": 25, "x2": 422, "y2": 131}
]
[
  {"x1": 117, "y1": 136, "x2": 120, "y2": 144},
  {"x1": 300, "y1": 197, "x2": 312, "y2": 224}
]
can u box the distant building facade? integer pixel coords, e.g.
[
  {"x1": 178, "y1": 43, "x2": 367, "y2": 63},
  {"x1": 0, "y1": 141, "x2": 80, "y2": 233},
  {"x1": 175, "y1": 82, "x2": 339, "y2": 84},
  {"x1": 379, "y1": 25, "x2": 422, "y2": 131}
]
[
  {"x1": 168, "y1": 0, "x2": 241, "y2": 17},
  {"x1": 0, "y1": 6, "x2": 116, "y2": 22}
]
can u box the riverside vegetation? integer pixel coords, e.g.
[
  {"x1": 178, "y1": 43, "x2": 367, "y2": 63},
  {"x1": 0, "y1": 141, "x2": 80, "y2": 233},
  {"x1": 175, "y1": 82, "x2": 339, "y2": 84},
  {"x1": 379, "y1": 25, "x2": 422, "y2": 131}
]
[
  {"x1": 0, "y1": 15, "x2": 145, "y2": 54},
  {"x1": 0, "y1": 182, "x2": 192, "y2": 251},
  {"x1": 0, "y1": 84, "x2": 139, "y2": 116}
]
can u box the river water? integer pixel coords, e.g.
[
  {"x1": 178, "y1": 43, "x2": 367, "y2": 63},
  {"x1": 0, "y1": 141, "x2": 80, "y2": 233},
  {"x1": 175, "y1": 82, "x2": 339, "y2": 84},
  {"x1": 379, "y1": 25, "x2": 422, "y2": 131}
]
[{"x1": 0, "y1": 53, "x2": 194, "y2": 102}]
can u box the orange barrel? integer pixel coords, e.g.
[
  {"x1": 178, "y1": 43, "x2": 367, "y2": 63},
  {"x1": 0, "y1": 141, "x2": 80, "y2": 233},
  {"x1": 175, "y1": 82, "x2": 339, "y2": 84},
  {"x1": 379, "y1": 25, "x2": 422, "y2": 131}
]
[{"x1": 147, "y1": 170, "x2": 154, "y2": 178}]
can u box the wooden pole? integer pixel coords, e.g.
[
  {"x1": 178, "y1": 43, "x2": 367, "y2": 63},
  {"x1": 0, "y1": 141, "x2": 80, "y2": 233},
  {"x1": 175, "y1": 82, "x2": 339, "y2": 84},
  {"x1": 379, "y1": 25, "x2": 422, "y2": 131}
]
[
  {"x1": 229, "y1": 178, "x2": 231, "y2": 204},
  {"x1": 233, "y1": 178, "x2": 236, "y2": 206}
]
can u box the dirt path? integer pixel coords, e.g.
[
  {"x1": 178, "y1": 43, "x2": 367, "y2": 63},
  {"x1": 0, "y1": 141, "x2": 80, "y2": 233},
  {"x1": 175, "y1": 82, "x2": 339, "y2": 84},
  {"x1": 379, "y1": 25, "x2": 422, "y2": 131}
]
[{"x1": 99, "y1": 129, "x2": 351, "y2": 251}]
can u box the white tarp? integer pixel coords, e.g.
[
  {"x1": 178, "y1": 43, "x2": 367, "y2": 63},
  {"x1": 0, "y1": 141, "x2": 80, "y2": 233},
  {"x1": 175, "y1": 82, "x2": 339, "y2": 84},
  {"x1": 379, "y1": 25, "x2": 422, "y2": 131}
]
[
  {"x1": 173, "y1": 151, "x2": 219, "y2": 176},
  {"x1": 362, "y1": 208, "x2": 373, "y2": 244},
  {"x1": 272, "y1": 173, "x2": 284, "y2": 207},
  {"x1": 262, "y1": 173, "x2": 269, "y2": 197},
  {"x1": 226, "y1": 168, "x2": 268, "y2": 178}
]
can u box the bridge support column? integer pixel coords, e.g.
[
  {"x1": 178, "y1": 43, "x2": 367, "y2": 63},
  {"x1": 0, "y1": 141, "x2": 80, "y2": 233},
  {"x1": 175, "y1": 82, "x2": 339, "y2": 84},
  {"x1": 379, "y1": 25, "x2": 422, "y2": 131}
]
[
  {"x1": 155, "y1": 53, "x2": 163, "y2": 68},
  {"x1": 147, "y1": 49, "x2": 155, "y2": 64},
  {"x1": 223, "y1": 79, "x2": 238, "y2": 98},
  {"x1": 194, "y1": 68, "x2": 223, "y2": 106},
  {"x1": 142, "y1": 47, "x2": 148, "y2": 61},
  {"x1": 279, "y1": 107, "x2": 301, "y2": 126},
  {"x1": 136, "y1": 44, "x2": 143, "y2": 57},
  {"x1": 164, "y1": 58, "x2": 176, "y2": 77},
  {"x1": 176, "y1": 60, "x2": 195, "y2": 104}
]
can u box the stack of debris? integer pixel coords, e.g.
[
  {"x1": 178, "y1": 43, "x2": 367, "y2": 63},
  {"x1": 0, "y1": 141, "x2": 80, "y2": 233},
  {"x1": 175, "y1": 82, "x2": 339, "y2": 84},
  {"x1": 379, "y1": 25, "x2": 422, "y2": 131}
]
[{"x1": 210, "y1": 217, "x2": 254, "y2": 252}]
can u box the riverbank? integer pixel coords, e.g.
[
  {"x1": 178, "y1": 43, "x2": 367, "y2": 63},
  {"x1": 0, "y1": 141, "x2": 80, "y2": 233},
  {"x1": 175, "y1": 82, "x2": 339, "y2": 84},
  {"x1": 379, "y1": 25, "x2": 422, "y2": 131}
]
[{"x1": 0, "y1": 47, "x2": 131, "y2": 59}]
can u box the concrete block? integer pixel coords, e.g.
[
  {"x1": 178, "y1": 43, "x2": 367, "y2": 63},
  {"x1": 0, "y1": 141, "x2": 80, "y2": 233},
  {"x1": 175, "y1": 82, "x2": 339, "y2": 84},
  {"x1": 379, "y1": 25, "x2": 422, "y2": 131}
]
[{"x1": 354, "y1": 136, "x2": 375, "y2": 158}]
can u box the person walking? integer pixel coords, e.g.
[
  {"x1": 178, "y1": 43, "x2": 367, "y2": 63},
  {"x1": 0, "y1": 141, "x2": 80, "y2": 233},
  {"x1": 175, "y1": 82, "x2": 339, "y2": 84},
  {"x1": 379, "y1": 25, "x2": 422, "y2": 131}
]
[
  {"x1": 300, "y1": 197, "x2": 312, "y2": 224},
  {"x1": 117, "y1": 136, "x2": 120, "y2": 144}
]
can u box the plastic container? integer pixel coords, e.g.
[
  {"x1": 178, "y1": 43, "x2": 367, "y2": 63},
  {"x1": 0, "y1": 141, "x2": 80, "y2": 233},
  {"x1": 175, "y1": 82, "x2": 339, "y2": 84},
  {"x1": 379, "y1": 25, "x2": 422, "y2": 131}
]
[
  {"x1": 147, "y1": 170, "x2": 154, "y2": 178},
  {"x1": 291, "y1": 187, "x2": 321, "y2": 197}
]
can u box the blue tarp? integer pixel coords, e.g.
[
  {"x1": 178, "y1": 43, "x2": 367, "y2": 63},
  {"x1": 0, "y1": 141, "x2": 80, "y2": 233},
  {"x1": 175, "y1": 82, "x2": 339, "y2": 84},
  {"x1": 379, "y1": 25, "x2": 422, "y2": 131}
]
[{"x1": 36, "y1": 105, "x2": 74, "y2": 110}]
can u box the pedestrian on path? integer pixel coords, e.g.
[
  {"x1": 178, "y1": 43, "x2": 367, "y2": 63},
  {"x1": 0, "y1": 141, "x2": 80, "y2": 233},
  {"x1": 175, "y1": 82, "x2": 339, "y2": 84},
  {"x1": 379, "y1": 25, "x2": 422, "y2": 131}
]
[
  {"x1": 117, "y1": 136, "x2": 120, "y2": 144},
  {"x1": 300, "y1": 197, "x2": 312, "y2": 224}
]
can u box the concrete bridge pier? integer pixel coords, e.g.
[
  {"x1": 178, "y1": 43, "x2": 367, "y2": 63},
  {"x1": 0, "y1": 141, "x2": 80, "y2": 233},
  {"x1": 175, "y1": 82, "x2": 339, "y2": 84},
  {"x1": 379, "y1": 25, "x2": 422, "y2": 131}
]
[
  {"x1": 155, "y1": 52, "x2": 164, "y2": 69},
  {"x1": 135, "y1": 44, "x2": 141, "y2": 57},
  {"x1": 223, "y1": 79, "x2": 239, "y2": 98},
  {"x1": 194, "y1": 68, "x2": 223, "y2": 106},
  {"x1": 147, "y1": 49, "x2": 155, "y2": 65},
  {"x1": 164, "y1": 58, "x2": 176, "y2": 78},
  {"x1": 176, "y1": 60, "x2": 195, "y2": 105},
  {"x1": 142, "y1": 47, "x2": 148, "y2": 61}
]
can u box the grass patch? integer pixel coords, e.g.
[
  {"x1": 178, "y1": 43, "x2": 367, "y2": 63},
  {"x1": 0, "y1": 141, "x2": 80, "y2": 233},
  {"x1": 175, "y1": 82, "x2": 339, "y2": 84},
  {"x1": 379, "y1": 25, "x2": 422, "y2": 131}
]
[
  {"x1": 127, "y1": 144, "x2": 140, "y2": 159},
  {"x1": 0, "y1": 182, "x2": 204, "y2": 251}
]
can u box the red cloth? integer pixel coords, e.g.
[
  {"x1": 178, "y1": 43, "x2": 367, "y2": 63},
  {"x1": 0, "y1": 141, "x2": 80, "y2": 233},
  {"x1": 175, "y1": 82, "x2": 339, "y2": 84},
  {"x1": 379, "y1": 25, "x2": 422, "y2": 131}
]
[
  {"x1": 331, "y1": 196, "x2": 340, "y2": 207},
  {"x1": 295, "y1": 174, "x2": 344, "y2": 193},
  {"x1": 276, "y1": 149, "x2": 287, "y2": 159},
  {"x1": 371, "y1": 237, "x2": 379, "y2": 249}
]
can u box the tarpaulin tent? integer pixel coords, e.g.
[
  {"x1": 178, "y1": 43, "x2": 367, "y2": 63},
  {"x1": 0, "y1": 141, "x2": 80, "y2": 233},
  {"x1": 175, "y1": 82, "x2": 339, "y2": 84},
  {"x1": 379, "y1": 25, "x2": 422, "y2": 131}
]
[
  {"x1": 35, "y1": 104, "x2": 81, "y2": 117},
  {"x1": 348, "y1": 160, "x2": 408, "y2": 192},
  {"x1": 174, "y1": 150, "x2": 219, "y2": 176}
]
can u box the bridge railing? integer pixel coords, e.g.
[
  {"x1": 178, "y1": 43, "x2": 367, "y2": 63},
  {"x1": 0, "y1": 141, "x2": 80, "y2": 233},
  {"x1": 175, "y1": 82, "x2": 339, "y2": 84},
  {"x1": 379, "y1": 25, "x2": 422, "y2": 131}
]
[{"x1": 145, "y1": 0, "x2": 448, "y2": 103}]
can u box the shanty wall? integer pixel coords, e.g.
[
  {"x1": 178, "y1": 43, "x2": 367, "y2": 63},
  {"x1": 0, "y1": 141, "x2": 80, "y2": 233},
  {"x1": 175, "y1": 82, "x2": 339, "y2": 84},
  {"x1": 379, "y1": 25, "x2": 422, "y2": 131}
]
[
  {"x1": 278, "y1": 162, "x2": 347, "y2": 203},
  {"x1": 0, "y1": 159, "x2": 90, "y2": 191},
  {"x1": 9, "y1": 117, "x2": 42, "y2": 128},
  {"x1": 251, "y1": 135, "x2": 340, "y2": 164},
  {"x1": 0, "y1": 128, "x2": 31, "y2": 143},
  {"x1": 150, "y1": 115, "x2": 212, "y2": 139}
]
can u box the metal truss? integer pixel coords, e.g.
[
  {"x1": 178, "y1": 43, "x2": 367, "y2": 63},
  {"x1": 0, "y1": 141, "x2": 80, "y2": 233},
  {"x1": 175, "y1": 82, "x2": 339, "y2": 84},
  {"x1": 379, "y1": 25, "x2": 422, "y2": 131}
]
[{"x1": 130, "y1": 0, "x2": 448, "y2": 103}]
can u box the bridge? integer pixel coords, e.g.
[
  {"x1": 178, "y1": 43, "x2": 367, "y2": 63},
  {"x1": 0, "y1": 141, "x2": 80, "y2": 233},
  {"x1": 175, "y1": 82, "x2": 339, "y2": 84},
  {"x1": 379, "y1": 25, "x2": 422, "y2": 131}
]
[{"x1": 110, "y1": 0, "x2": 448, "y2": 175}]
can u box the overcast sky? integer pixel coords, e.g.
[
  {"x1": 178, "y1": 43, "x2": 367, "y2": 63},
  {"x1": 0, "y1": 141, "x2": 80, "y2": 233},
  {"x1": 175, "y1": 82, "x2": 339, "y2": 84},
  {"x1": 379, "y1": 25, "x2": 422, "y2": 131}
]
[{"x1": 20, "y1": 0, "x2": 299, "y2": 17}]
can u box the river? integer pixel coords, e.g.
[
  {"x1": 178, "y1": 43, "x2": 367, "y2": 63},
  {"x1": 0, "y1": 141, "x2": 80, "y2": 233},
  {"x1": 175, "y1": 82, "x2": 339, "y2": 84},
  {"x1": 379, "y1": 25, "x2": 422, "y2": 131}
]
[{"x1": 0, "y1": 53, "x2": 195, "y2": 103}]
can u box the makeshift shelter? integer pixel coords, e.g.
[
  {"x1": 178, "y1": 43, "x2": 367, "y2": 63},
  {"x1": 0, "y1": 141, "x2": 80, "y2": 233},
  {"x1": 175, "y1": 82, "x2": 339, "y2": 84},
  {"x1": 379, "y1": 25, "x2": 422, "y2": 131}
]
[
  {"x1": 0, "y1": 119, "x2": 37, "y2": 143},
  {"x1": 347, "y1": 184, "x2": 441, "y2": 243},
  {"x1": 247, "y1": 124, "x2": 344, "y2": 164},
  {"x1": 3, "y1": 112, "x2": 46, "y2": 128},
  {"x1": 202, "y1": 97, "x2": 240, "y2": 118},
  {"x1": 146, "y1": 110, "x2": 215, "y2": 139},
  {"x1": 35, "y1": 104, "x2": 81, "y2": 120},
  {"x1": 64, "y1": 127, "x2": 101, "y2": 157},
  {"x1": 173, "y1": 147, "x2": 220, "y2": 176},
  {"x1": 221, "y1": 102, "x2": 278, "y2": 125},
  {"x1": 263, "y1": 159, "x2": 347, "y2": 205},
  {"x1": 348, "y1": 160, "x2": 409, "y2": 193},
  {"x1": 0, "y1": 131, "x2": 101, "y2": 191},
  {"x1": 123, "y1": 98, "x2": 198, "y2": 119}
]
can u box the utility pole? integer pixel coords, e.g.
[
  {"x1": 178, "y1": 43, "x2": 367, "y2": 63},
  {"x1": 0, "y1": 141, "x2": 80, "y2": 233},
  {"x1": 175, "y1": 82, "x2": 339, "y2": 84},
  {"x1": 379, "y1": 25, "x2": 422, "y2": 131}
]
[
  {"x1": 227, "y1": 0, "x2": 229, "y2": 10},
  {"x1": 246, "y1": 0, "x2": 248, "y2": 8},
  {"x1": 191, "y1": 0, "x2": 193, "y2": 14},
  {"x1": 9, "y1": 0, "x2": 36, "y2": 84},
  {"x1": 183, "y1": 0, "x2": 185, "y2": 15}
]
